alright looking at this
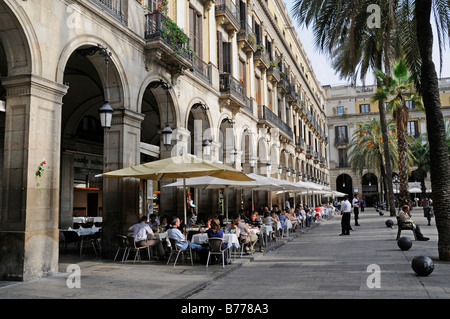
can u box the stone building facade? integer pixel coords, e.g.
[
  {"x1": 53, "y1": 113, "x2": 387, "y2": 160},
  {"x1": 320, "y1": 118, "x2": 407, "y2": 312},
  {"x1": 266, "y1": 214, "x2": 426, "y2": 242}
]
[
  {"x1": 324, "y1": 78, "x2": 450, "y2": 207},
  {"x1": 0, "y1": 0, "x2": 328, "y2": 280}
]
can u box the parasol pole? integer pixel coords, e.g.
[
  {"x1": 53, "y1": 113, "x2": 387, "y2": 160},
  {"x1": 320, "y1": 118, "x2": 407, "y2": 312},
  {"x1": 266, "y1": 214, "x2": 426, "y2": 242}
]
[
  {"x1": 183, "y1": 173, "x2": 187, "y2": 232},
  {"x1": 226, "y1": 186, "x2": 229, "y2": 222}
]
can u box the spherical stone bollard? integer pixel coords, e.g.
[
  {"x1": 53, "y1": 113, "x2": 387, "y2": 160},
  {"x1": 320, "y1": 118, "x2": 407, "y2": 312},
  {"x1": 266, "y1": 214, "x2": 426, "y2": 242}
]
[
  {"x1": 397, "y1": 236, "x2": 412, "y2": 250},
  {"x1": 411, "y1": 256, "x2": 434, "y2": 276},
  {"x1": 385, "y1": 219, "x2": 394, "y2": 228}
]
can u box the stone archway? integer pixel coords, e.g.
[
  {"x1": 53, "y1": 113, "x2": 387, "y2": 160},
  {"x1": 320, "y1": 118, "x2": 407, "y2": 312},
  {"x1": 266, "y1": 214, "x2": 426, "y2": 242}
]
[
  {"x1": 59, "y1": 45, "x2": 126, "y2": 230},
  {"x1": 337, "y1": 173, "x2": 353, "y2": 198}
]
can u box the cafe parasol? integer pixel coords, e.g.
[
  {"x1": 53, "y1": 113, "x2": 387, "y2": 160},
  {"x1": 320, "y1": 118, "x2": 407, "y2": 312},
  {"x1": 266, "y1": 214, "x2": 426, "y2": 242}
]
[{"x1": 99, "y1": 153, "x2": 253, "y2": 224}]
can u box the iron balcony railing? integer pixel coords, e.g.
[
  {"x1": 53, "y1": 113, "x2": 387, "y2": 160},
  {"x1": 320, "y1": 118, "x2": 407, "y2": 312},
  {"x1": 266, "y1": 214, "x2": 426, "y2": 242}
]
[
  {"x1": 144, "y1": 12, "x2": 193, "y2": 62},
  {"x1": 258, "y1": 105, "x2": 293, "y2": 140},
  {"x1": 215, "y1": 0, "x2": 240, "y2": 29},
  {"x1": 90, "y1": 0, "x2": 126, "y2": 24},
  {"x1": 267, "y1": 66, "x2": 281, "y2": 81},
  {"x1": 219, "y1": 73, "x2": 245, "y2": 104},
  {"x1": 238, "y1": 21, "x2": 257, "y2": 51},
  {"x1": 192, "y1": 57, "x2": 212, "y2": 84}
]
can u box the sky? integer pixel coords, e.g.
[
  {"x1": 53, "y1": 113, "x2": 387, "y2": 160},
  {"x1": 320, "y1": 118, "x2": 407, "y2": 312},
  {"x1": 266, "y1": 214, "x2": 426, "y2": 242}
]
[{"x1": 284, "y1": 3, "x2": 450, "y2": 87}]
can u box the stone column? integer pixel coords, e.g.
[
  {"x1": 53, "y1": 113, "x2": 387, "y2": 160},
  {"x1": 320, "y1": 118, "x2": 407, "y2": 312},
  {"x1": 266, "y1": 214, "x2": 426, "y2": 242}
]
[
  {"x1": 101, "y1": 108, "x2": 144, "y2": 259},
  {"x1": 0, "y1": 74, "x2": 67, "y2": 281}
]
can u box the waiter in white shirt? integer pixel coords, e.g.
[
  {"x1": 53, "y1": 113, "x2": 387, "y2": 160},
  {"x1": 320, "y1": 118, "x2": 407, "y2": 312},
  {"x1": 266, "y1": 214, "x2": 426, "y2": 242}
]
[
  {"x1": 340, "y1": 195, "x2": 352, "y2": 236},
  {"x1": 352, "y1": 194, "x2": 360, "y2": 226}
]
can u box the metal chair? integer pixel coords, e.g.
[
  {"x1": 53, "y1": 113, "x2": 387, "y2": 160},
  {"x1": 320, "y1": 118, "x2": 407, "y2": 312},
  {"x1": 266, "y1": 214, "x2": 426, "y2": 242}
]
[
  {"x1": 114, "y1": 235, "x2": 129, "y2": 262},
  {"x1": 167, "y1": 238, "x2": 193, "y2": 267},
  {"x1": 125, "y1": 236, "x2": 151, "y2": 263},
  {"x1": 206, "y1": 238, "x2": 227, "y2": 268}
]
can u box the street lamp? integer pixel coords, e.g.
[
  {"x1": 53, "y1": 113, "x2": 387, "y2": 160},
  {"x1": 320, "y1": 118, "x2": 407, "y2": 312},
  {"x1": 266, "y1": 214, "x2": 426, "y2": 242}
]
[
  {"x1": 230, "y1": 149, "x2": 237, "y2": 164},
  {"x1": 203, "y1": 139, "x2": 211, "y2": 157},
  {"x1": 278, "y1": 164, "x2": 283, "y2": 174},
  {"x1": 286, "y1": 167, "x2": 291, "y2": 177},
  {"x1": 249, "y1": 156, "x2": 257, "y2": 168},
  {"x1": 266, "y1": 161, "x2": 272, "y2": 173},
  {"x1": 75, "y1": 45, "x2": 115, "y2": 133},
  {"x1": 148, "y1": 80, "x2": 173, "y2": 149}
]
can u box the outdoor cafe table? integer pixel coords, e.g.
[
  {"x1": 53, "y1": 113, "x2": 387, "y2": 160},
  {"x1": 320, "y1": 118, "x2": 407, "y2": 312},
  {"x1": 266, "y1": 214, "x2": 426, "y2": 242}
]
[
  {"x1": 61, "y1": 226, "x2": 101, "y2": 255},
  {"x1": 191, "y1": 233, "x2": 240, "y2": 249}
]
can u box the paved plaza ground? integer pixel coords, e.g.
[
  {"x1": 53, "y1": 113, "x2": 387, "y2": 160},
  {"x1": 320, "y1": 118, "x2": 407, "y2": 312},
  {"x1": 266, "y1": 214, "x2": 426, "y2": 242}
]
[{"x1": 0, "y1": 207, "x2": 448, "y2": 307}]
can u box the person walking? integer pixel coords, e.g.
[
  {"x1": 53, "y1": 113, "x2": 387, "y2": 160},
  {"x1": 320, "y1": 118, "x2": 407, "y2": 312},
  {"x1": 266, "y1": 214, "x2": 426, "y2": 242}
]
[
  {"x1": 352, "y1": 194, "x2": 360, "y2": 226},
  {"x1": 339, "y1": 195, "x2": 352, "y2": 236}
]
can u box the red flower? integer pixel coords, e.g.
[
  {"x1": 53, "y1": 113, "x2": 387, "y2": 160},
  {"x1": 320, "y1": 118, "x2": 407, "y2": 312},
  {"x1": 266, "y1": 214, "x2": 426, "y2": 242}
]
[
  {"x1": 42, "y1": 161, "x2": 46, "y2": 165},
  {"x1": 158, "y1": 2, "x2": 162, "y2": 5}
]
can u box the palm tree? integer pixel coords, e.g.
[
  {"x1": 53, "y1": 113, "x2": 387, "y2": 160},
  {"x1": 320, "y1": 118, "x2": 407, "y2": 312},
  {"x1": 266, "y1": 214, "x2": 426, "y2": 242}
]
[
  {"x1": 290, "y1": 0, "x2": 399, "y2": 216},
  {"x1": 414, "y1": 1, "x2": 450, "y2": 261},
  {"x1": 410, "y1": 135, "x2": 430, "y2": 201},
  {"x1": 348, "y1": 118, "x2": 398, "y2": 205},
  {"x1": 371, "y1": 59, "x2": 423, "y2": 207}
]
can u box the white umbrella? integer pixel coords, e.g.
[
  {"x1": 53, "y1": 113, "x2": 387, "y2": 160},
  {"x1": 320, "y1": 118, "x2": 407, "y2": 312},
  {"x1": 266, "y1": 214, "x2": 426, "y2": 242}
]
[
  {"x1": 163, "y1": 174, "x2": 281, "y2": 220},
  {"x1": 332, "y1": 190, "x2": 347, "y2": 197}
]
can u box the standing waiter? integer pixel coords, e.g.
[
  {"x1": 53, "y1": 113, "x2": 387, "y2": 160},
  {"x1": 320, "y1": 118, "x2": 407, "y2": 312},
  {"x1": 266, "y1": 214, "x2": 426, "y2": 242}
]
[
  {"x1": 352, "y1": 194, "x2": 361, "y2": 226},
  {"x1": 339, "y1": 195, "x2": 352, "y2": 236}
]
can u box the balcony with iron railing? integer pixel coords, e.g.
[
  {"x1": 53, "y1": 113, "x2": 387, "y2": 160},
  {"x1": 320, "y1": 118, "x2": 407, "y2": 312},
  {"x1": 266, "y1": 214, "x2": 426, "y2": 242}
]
[
  {"x1": 313, "y1": 151, "x2": 320, "y2": 163},
  {"x1": 192, "y1": 57, "x2": 212, "y2": 85},
  {"x1": 258, "y1": 105, "x2": 293, "y2": 140},
  {"x1": 335, "y1": 137, "x2": 349, "y2": 145},
  {"x1": 237, "y1": 21, "x2": 257, "y2": 53},
  {"x1": 90, "y1": 0, "x2": 127, "y2": 24},
  {"x1": 277, "y1": 78, "x2": 290, "y2": 93},
  {"x1": 219, "y1": 73, "x2": 246, "y2": 108},
  {"x1": 215, "y1": 0, "x2": 240, "y2": 33},
  {"x1": 267, "y1": 65, "x2": 281, "y2": 82},
  {"x1": 254, "y1": 45, "x2": 270, "y2": 70},
  {"x1": 295, "y1": 136, "x2": 305, "y2": 151},
  {"x1": 305, "y1": 145, "x2": 313, "y2": 159},
  {"x1": 144, "y1": 12, "x2": 194, "y2": 73}
]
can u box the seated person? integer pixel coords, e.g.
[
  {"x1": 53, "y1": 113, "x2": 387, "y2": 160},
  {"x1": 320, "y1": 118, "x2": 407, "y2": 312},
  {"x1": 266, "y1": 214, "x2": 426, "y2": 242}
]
[
  {"x1": 159, "y1": 215, "x2": 169, "y2": 232},
  {"x1": 246, "y1": 211, "x2": 262, "y2": 229},
  {"x1": 167, "y1": 217, "x2": 204, "y2": 250},
  {"x1": 187, "y1": 211, "x2": 197, "y2": 227},
  {"x1": 263, "y1": 211, "x2": 277, "y2": 240},
  {"x1": 237, "y1": 214, "x2": 258, "y2": 254},
  {"x1": 226, "y1": 215, "x2": 241, "y2": 237},
  {"x1": 278, "y1": 210, "x2": 286, "y2": 228},
  {"x1": 397, "y1": 205, "x2": 429, "y2": 241},
  {"x1": 213, "y1": 211, "x2": 225, "y2": 227},
  {"x1": 285, "y1": 208, "x2": 298, "y2": 230},
  {"x1": 246, "y1": 211, "x2": 264, "y2": 248},
  {"x1": 200, "y1": 218, "x2": 212, "y2": 233},
  {"x1": 148, "y1": 214, "x2": 160, "y2": 232},
  {"x1": 128, "y1": 216, "x2": 165, "y2": 258},
  {"x1": 206, "y1": 219, "x2": 227, "y2": 250}
]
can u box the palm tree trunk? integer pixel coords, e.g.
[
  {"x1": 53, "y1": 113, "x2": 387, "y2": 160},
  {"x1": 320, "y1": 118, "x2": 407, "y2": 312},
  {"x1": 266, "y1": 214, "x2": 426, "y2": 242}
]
[
  {"x1": 397, "y1": 126, "x2": 409, "y2": 207},
  {"x1": 416, "y1": 0, "x2": 450, "y2": 261},
  {"x1": 376, "y1": 53, "x2": 396, "y2": 216}
]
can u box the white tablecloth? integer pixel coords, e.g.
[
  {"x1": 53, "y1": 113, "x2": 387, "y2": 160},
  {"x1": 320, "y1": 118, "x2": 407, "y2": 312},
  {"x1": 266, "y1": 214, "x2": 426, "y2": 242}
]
[
  {"x1": 73, "y1": 217, "x2": 103, "y2": 224},
  {"x1": 261, "y1": 225, "x2": 273, "y2": 236},
  {"x1": 66, "y1": 226, "x2": 101, "y2": 236},
  {"x1": 191, "y1": 233, "x2": 240, "y2": 249},
  {"x1": 285, "y1": 219, "x2": 293, "y2": 229}
]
